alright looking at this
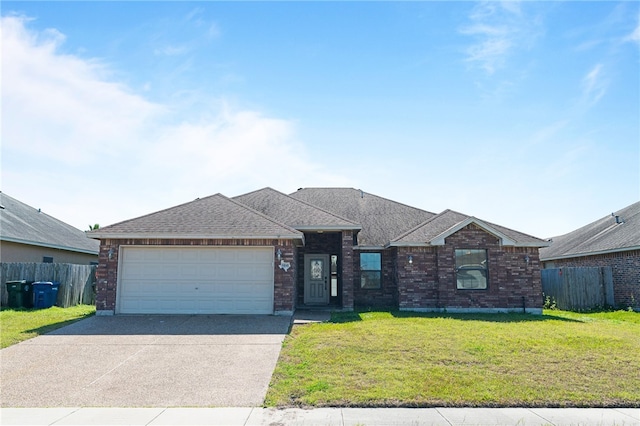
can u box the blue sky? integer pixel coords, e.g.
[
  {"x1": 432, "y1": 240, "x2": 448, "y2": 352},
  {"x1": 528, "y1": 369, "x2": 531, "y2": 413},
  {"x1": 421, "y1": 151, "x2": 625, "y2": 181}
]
[{"x1": 2, "y1": 1, "x2": 639, "y2": 238}]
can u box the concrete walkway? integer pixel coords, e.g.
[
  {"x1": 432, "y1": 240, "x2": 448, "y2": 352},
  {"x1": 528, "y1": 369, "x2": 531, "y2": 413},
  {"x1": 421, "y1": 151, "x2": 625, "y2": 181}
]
[{"x1": 1, "y1": 407, "x2": 638, "y2": 425}]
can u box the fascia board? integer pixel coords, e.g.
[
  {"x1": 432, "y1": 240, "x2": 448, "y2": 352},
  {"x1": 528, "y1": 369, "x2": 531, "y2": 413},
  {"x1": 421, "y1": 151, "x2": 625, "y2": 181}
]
[
  {"x1": 354, "y1": 245, "x2": 386, "y2": 250},
  {"x1": 385, "y1": 242, "x2": 429, "y2": 248},
  {"x1": 294, "y1": 225, "x2": 362, "y2": 231},
  {"x1": 541, "y1": 245, "x2": 640, "y2": 261},
  {"x1": 87, "y1": 233, "x2": 304, "y2": 240},
  {"x1": 0, "y1": 236, "x2": 99, "y2": 255},
  {"x1": 429, "y1": 217, "x2": 517, "y2": 246}
]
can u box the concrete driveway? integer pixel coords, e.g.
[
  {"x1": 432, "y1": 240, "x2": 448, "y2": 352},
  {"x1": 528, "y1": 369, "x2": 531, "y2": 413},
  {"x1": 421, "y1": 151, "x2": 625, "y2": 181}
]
[{"x1": 0, "y1": 315, "x2": 291, "y2": 407}]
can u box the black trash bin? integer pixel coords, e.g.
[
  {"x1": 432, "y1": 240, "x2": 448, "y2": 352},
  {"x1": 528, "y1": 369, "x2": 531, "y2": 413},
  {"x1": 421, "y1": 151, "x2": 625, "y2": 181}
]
[
  {"x1": 21, "y1": 281, "x2": 34, "y2": 308},
  {"x1": 32, "y1": 281, "x2": 60, "y2": 309}
]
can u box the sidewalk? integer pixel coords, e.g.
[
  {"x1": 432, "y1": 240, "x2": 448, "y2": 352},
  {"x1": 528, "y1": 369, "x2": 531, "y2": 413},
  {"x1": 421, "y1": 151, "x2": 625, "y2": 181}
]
[{"x1": 1, "y1": 407, "x2": 638, "y2": 425}]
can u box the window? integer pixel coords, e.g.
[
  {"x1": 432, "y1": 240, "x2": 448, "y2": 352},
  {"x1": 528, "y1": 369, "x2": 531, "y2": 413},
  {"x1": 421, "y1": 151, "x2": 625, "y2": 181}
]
[
  {"x1": 360, "y1": 252, "x2": 381, "y2": 289},
  {"x1": 330, "y1": 255, "x2": 338, "y2": 297},
  {"x1": 455, "y1": 249, "x2": 487, "y2": 289},
  {"x1": 43, "y1": 256, "x2": 53, "y2": 263}
]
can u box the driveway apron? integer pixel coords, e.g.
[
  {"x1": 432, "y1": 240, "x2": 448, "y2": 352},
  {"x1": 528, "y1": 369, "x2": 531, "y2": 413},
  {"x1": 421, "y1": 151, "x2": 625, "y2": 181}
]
[{"x1": 0, "y1": 315, "x2": 290, "y2": 407}]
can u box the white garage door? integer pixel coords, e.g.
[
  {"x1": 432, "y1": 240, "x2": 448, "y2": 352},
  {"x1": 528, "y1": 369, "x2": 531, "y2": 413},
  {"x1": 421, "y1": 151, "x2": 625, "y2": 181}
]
[{"x1": 118, "y1": 246, "x2": 274, "y2": 314}]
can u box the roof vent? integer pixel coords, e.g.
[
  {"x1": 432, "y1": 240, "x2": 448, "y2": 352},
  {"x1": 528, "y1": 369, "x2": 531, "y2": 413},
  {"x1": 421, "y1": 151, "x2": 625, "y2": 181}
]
[
  {"x1": 612, "y1": 213, "x2": 624, "y2": 224},
  {"x1": 360, "y1": 189, "x2": 364, "y2": 198}
]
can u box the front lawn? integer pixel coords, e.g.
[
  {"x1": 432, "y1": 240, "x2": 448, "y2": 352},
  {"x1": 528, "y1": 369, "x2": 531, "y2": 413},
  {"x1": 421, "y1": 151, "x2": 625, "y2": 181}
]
[
  {"x1": 0, "y1": 305, "x2": 95, "y2": 348},
  {"x1": 265, "y1": 310, "x2": 640, "y2": 408}
]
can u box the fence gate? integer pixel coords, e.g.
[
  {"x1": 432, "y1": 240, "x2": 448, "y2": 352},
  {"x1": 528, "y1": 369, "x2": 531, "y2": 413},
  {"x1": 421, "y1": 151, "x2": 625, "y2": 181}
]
[{"x1": 541, "y1": 266, "x2": 614, "y2": 311}]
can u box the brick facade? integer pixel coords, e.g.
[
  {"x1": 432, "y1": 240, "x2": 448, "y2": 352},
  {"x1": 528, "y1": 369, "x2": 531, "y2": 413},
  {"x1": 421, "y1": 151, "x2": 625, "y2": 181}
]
[
  {"x1": 353, "y1": 248, "x2": 398, "y2": 308},
  {"x1": 397, "y1": 224, "x2": 543, "y2": 313},
  {"x1": 95, "y1": 238, "x2": 297, "y2": 314},
  {"x1": 543, "y1": 250, "x2": 640, "y2": 309}
]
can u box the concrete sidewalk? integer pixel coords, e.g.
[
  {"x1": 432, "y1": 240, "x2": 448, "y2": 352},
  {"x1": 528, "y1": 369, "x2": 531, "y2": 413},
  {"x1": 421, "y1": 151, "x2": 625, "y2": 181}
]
[{"x1": 1, "y1": 407, "x2": 638, "y2": 425}]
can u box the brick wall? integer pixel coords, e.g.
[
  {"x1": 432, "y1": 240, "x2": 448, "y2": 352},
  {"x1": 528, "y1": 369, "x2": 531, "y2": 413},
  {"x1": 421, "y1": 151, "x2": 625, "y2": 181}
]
[
  {"x1": 353, "y1": 248, "x2": 398, "y2": 308},
  {"x1": 95, "y1": 238, "x2": 296, "y2": 314},
  {"x1": 341, "y1": 231, "x2": 355, "y2": 310},
  {"x1": 397, "y1": 224, "x2": 543, "y2": 312},
  {"x1": 543, "y1": 250, "x2": 640, "y2": 309}
]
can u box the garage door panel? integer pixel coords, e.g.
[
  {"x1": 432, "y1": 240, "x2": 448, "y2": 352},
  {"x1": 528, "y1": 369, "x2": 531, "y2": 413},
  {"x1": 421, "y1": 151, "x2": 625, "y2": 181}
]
[{"x1": 118, "y1": 247, "x2": 274, "y2": 314}]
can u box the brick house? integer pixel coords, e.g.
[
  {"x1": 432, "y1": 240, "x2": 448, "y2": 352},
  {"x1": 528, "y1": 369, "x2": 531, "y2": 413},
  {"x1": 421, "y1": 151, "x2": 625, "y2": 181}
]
[
  {"x1": 90, "y1": 188, "x2": 548, "y2": 316},
  {"x1": 540, "y1": 201, "x2": 640, "y2": 310}
]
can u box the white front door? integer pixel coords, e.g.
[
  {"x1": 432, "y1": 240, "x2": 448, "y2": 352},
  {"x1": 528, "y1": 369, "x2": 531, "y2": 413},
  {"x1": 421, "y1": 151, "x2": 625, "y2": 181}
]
[{"x1": 304, "y1": 254, "x2": 330, "y2": 305}]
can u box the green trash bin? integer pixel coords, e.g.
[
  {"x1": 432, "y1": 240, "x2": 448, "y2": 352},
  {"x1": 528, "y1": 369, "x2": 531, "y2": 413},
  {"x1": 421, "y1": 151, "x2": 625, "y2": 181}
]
[
  {"x1": 5, "y1": 280, "x2": 35, "y2": 308},
  {"x1": 6, "y1": 281, "x2": 24, "y2": 308}
]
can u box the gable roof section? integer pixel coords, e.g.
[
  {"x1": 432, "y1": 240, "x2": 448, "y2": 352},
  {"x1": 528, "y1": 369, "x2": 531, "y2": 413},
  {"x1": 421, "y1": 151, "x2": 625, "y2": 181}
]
[
  {"x1": 233, "y1": 187, "x2": 361, "y2": 231},
  {"x1": 290, "y1": 188, "x2": 436, "y2": 247},
  {"x1": 540, "y1": 201, "x2": 640, "y2": 260},
  {"x1": 0, "y1": 192, "x2": 99, "y2": 255},
  {"x1": 89, "y1": 193, "x2": 304, "y2": 240},
  {"x1": 390, "y1": 209, "x2": 549, "y2": 248}
]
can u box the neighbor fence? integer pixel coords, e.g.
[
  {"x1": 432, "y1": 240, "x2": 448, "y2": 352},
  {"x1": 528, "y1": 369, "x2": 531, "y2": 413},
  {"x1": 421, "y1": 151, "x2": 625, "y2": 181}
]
[
  {"x1": 541, "y1": 266, "x2": 614, "y2": 311},
  {"x1": 0, "y1": 263, "x2": 97, "y2": 308}
]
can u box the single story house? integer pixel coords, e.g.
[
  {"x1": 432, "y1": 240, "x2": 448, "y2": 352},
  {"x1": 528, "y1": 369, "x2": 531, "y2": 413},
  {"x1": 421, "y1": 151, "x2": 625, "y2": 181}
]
[
  {"x1": 540, "y1": 201, "x2": 640, "y2": 310},
  {"x1": 90, "y1": 188, "x2": 549, "y2": 316},
  {"x1": 0, "y1": 192, "x2": 99, "y2": 264}
]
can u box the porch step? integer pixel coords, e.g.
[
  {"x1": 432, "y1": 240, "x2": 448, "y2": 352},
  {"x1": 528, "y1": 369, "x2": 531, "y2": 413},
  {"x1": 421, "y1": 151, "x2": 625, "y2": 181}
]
[{"x1": 293, "y1": 309, "x2": 332, "y2": 324}]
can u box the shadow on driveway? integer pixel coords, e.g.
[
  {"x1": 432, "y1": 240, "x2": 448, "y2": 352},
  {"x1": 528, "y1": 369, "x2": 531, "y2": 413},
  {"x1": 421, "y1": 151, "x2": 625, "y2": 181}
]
[{"x1": 1, "y1": 315, "x2": 291, "y2": 408}]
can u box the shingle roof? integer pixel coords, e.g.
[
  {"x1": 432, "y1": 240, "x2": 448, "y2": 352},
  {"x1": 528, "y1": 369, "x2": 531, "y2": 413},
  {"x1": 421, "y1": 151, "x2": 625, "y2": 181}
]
[
  {"x1": 391, "y1": 209, "x2": 548, "y2": 247},
  {"x1": 0, "y1": 192, "x2": 99, "y2": 254},
  {"x1": 540, "y1": 201, "x2": 640, "y2": 260},
  {"x1": 89, "y1": 193, "x2": 303, "y2": 240},
  {"x1": 233, "y1": 187, "x2": 361, "y2": 231},
  {"x1": 289, "y1": 188, "x2": 435, "y2": 246}
]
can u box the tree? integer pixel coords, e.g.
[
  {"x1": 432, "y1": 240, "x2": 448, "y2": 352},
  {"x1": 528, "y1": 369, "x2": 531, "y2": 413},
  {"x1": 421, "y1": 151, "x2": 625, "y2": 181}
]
[{"x1": 89, "y1": 224, "x2": 100, "y2": 230}]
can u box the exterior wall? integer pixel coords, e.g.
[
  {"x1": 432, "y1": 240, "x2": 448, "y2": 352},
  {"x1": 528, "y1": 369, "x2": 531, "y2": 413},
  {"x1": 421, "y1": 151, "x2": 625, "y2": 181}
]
[
  {"x1": 0, "y1": 241, "x2": 98, "y2": 264},
  {"x1": 95, "y1": 238, "x2": 297, "y2": 314},
  {"x1": 341, "y1": 231, "x2": 355, "y2": 310},
  {"x1": 397, "y1": 224, "x2": 543, "y2": 313},
  {"x1": 353, "y1": 247, "x2": 398, "y2": 308},
  {"x1": 543, "y1": 250, "x2": 640, "y2": 309}
]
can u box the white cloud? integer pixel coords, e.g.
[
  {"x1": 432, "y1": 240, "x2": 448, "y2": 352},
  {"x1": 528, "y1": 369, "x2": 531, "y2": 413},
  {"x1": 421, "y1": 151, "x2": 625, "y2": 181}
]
[
  {"x1": 581, "y1": 63, "x2": 608, "y2": 107},
  {"x1": 624, "y1": 18, "x2": 640, "y2": 44},
  {"x1": 1, "y1": 15, "x2": 347, "y2": 230},
  {"x1": 460, "y1": 1, "x2": 542, "y2": 75}
]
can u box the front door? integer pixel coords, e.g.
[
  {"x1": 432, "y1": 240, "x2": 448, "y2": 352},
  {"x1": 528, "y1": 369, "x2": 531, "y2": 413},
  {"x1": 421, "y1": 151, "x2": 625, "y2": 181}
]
[{"x1": 304, "y1": 254, "x2": 330, "y2": 305}]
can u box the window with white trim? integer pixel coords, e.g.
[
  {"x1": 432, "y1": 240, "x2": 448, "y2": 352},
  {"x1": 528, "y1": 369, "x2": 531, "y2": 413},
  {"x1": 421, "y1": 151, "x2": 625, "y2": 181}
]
[
  {"x1": 455, "y1": 249, "x2": 488, "y2": 289},
  {"x1": 360, "y1": 252, "x2": 381, "y2": 289}
]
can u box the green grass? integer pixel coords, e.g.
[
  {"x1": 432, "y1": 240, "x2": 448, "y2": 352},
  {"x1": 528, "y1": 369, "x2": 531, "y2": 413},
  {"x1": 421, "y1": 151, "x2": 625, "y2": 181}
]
[
  {"x1": 0, "y1": 305, "x2": 95, "y2": 348},
  {"x1": 265, "y1": 310, "x2": 640, "y2": 408}
]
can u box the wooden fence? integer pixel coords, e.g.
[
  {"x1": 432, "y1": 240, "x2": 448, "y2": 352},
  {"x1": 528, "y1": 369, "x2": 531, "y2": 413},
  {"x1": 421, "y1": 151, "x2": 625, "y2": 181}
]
[
  {"x1": 0, "y1": 263, "x2": 96, "y2": 308},
  {"x1": 541, "y1": 266, "x2": 614, "y2": 311}
]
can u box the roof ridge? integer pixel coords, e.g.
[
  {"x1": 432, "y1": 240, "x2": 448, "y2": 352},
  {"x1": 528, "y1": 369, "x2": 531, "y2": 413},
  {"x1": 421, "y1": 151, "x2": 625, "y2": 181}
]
[
  {"x1": 91, "y1": 193, "x2": 226, "y2": 232},
  {"x1": 294, "y1": 187, "x2": 436, "y2": 216},
  {"x1": 236, "y1": 187, "x2": 361, "y2": 226},
  {"x1": 391, "y1": 209, "x2": 465, "y2": 242},
  {"x1": 224, "y1": 193, "x2": 303, "y2": 235}
]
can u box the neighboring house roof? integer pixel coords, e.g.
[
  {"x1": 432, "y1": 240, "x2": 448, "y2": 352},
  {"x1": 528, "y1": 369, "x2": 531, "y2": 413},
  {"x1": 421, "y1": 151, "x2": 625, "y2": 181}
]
[
  {"x1": 89, "y1": 193, "x2": 304, "y2": 241},
  {"x1": 390, "y1": 209, "x2": 549, "y2": 248},
  {"x1": 540, "y1": 201, "x2": 640, "y2": 260},
  {"x1": 233, "y1": 187, "x2": 361, "y2": 231},
  {"x1": 0, "y1": 191, "x2": 99, "y2": 255},
  {"x1": 289, "y1": 188, "x2": 435, "y2": 247}
]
